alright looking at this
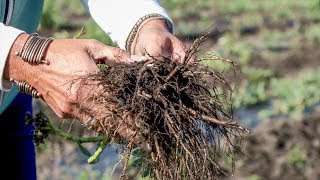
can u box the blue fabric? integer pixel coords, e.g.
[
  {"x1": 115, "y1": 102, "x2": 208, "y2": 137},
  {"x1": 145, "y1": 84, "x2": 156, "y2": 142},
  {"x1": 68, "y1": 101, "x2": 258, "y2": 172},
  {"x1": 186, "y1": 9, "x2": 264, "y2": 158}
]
[
  {"x1": 0, "y1": 1, "x2": 45, "y2": 179},
  {"x1": 0, "y1": 92, "x2": 36, "y2": 180},
  {"x1": 0, "y1": 0, "x2": 44, "y2": 114},
  {"x1": 0, "y1": 1, "x2": 5, "y2": 22},
  {"x1": 0, "y1": 1, "x2": 44, "y2": 179},
  {"x1": 10, "y1": 0, "x2": 44, "y2": 33}
]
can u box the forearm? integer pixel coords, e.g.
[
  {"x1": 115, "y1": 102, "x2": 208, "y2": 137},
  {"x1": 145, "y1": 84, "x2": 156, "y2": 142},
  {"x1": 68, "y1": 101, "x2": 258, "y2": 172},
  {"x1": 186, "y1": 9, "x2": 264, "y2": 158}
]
[
  {"x1": 4, "y1": 33, "x2": 31, "y2": 82},
  {"x1": 0, "y1": 23, "x2": 25, "y2": 91}
]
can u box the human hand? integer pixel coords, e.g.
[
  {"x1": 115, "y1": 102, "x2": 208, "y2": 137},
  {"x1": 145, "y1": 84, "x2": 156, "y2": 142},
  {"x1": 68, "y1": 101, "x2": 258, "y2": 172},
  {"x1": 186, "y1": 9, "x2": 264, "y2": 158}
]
[
  {"x1": 5, "y1": 33, "x2": 140, "y2": 139},
  {"x1": 131, "y1": 19, "x2": 187, "y2": 63}
]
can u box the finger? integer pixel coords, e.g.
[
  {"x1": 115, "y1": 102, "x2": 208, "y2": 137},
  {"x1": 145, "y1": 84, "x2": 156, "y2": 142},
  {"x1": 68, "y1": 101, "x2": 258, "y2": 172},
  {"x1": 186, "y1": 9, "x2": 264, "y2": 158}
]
[
  {"x1": 41, "y1": 94, "x2": 73, "y2": 119},
  {"x1": 86, "y1": 40, "x2": 144, "y2": 65},
  {"x1": 43, "y1": 92, "x2": 138, "y2": 144},
  {"x1": 75, "y1": 96, "x2": 140, "y2": 143},
  {"x1": 171, "y1": 38, "x2": 188, "y2": 63},
  {"x1": 95, "y1": 47, "x2": 145, "y2": 65},
  {"x1": 73, "y1": 82, "x2": 142, "y2": 143},
  {"x1": 160, "y1": 35, "x2": 188, "y2": 63},
  {"x1": 74, "y1": 85, "x2": 143, "y2": 145}
]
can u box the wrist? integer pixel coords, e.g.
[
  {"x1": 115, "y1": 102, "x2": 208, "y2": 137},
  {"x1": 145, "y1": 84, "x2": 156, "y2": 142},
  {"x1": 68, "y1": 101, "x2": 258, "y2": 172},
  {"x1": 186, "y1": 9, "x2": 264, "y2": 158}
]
[
  {"x1": 4, "y1": 32, "x2": 53, "y2": 98},
  {"x1": 126, "y1": 14, "x2": 173, "y2": 54},
  {"x1": 141, "y1": 19, "x2": 170, "y2": 33},
  {"x1": 4, "y1": 33, "x2": 31, "y2": 82}
]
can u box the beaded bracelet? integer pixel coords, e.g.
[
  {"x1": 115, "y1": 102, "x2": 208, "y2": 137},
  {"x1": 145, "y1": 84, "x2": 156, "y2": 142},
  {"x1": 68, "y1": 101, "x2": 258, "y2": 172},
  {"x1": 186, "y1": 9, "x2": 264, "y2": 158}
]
[{"x1": 125, "y1": 13, "x2": 173, "y2": 53}]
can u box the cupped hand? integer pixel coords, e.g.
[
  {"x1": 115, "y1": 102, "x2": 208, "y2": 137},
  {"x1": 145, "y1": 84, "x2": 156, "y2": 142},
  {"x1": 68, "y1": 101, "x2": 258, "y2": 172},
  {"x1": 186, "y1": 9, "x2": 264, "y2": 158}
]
[
  {"x1": 5, "y1": 34, "x2": 140, "y2": 140},
  {"x1": 131, "y1": 19, "x2": 187, "y2": 62}
]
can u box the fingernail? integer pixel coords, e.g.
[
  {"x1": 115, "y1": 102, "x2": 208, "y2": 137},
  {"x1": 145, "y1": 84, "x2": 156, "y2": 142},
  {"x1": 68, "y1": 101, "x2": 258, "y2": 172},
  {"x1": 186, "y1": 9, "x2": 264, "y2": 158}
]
[{"x1": 130, "y1": 55, "x2": 145, "y2": 62}]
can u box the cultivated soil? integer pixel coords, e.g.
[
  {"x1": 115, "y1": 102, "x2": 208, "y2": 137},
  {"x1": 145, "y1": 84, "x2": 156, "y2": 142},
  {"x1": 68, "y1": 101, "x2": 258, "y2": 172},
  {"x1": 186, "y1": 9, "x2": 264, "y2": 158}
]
[{"x1": 233, "y1": 112, "x2": 320, "y2": 180}]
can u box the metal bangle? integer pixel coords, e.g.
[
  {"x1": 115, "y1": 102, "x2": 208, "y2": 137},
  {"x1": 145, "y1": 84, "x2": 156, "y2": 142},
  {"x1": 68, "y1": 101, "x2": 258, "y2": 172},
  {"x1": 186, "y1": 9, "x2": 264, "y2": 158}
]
[
  {"x1": 38, "y1": 37, "x2": 54, "y2": 64},
  {"x1": 21, "y1": 35, "x2": 39, "y2": 61},
  {"x1": 10, "y1": 78, "x2": 40, "y2": 99},
  {"x1": 28, "y1": 36, "x2": 42, "y2": 63},
  {"x1": 15, "y1": 34, "x2": 53, "y2": 65}
]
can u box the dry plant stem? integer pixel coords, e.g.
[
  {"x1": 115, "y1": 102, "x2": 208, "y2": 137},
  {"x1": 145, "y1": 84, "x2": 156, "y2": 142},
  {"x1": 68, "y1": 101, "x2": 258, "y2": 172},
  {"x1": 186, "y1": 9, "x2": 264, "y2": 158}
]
[
  {"x1": 73, "y1": 27, "x2": 87, "y2": 39},
  {"x1": 185, "y1": 107, "x2": 243, "y2": 129},
  {"x1": 119, "y1": 146, "x2": 133, "y2": 180}
]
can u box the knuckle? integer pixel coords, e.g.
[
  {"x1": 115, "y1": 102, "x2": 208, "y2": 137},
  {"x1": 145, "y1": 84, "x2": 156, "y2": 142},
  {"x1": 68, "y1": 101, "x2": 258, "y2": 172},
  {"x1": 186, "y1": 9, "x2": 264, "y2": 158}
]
[
  {"x1": 55, "y1": 108, "x2": 68, "y2": 119},
  {"x1": 60, "y1": 100, "x2": 74, "y2": 116},
  {"x1": 68, "y1": 94, "x2": 79, "y2": 103},
  {"x1": 114, "y1": 48, "x2": 128, "y2": 58},
  {"x1": 56, "y1": 113, "x2": 64, "y2": 119},
  {"x1": 157, "y1": 35, "x2": 165, "y2": 42},
  {"x1": 90, "y1": 39, "x2": 101, "y2": 46}
]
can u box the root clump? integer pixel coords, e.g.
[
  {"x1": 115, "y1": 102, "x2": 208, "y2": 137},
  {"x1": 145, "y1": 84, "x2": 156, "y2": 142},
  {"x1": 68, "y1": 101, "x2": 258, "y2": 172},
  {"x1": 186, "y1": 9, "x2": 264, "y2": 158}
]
[{"x1": 79, "y1": 38, "x2": 248, "y2": 179}]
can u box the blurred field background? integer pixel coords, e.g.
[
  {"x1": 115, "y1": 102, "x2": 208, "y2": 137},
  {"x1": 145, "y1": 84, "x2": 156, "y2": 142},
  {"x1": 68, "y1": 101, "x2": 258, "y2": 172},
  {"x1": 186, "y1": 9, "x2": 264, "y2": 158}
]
[{"x1": 35, "y1": 0, "x2": 320, "y2": 179}]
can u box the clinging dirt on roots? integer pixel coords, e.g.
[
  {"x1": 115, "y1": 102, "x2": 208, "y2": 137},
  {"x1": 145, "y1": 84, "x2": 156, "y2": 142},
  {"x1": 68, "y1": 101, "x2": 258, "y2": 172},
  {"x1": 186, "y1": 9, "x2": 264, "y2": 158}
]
[{"x1": 75, "y1": 36, "x2": 248, "y2": 179}]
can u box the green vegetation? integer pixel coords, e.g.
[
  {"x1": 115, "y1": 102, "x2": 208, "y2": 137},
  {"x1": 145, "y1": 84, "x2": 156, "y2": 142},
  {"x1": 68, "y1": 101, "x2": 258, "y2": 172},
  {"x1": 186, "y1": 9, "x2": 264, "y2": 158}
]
[
  {"x1": 269, "y1": 68, "x2": 320, "y2": 119},
  {"x1": 288, "y1": 145, "x2": 307, "y2": 169},
  {"x1": 234, "y1": 67, "x2": 320, "y2": 120},
  {"x1": 305, "y1": 25, "x2": 320, "y2": 45},
  {"x1": 248, "y1": 174, "x2": 261, "y2": 180},
  {"x1": 39, "y1": 0, "x2": 66, "y2": 30}
]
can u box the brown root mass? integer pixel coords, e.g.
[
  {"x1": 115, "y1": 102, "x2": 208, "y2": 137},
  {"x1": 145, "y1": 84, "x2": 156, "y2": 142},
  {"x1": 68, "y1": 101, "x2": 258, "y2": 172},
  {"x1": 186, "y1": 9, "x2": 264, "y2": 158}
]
[{"x1": 79, "y1": 38, "x2": 248, "y2": 179}]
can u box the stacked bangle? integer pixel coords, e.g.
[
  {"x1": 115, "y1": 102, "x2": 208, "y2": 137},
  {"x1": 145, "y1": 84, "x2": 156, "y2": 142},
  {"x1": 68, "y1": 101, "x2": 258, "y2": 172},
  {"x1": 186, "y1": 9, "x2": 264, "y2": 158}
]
[
  {"x1": 15, "y1": 33, "x2": 54, "y2": 65},
  {"x1": 12, "y1": 33, "x2": 53, "y2": 98},
  {"x1": 125, "y1": 13, "x2": 173, "y2": 53},
  {"x1": 10, "y1": 78, "x2": 40, "y2": 99}
]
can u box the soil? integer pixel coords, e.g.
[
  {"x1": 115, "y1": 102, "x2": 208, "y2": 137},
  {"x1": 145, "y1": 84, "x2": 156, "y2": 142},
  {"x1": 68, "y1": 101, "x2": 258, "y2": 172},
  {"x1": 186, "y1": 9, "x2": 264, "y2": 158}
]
[
  {"x1": 249, "y1": 41, "x2": 320, "y2": 78},
  {"x1": 233, "y1": 111, "x2": 320, "y2": 180}
]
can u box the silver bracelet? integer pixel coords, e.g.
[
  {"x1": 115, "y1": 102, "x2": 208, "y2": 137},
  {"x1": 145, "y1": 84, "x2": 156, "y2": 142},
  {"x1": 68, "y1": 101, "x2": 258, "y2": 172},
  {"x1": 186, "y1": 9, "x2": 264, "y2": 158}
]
[
  {"x1": 125, "y1": 13, "x2": 173, "y2": 53},
  {"x1": 11, "y1": 33, "x2": 54, "y2": 98},
  {"x1": 15, "y1": 33, "x2": 54, "y2": 65},
  {"x1": 10, "y1": 78, "x2": 40, "y2": 99}
]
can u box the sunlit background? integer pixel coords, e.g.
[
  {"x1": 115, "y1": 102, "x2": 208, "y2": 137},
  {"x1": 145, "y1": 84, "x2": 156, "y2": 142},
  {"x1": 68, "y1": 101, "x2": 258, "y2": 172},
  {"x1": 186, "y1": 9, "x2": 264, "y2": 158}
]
[{"x1": 35, "y1": 0, "x2": 320, "y2": 179}]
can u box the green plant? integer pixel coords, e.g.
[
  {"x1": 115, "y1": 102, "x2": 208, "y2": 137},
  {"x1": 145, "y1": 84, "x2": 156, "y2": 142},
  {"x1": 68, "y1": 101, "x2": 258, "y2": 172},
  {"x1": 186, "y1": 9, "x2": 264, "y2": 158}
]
[
  {"x1": 39, "y1": 0, "x2": 66, "y2": 30},
  {"x1": 231, "y1": 42, "x2": 254, "y2": 65},
  {"x1": 269, "y1": 68, "x2": 320, "y2": 119},
  {"x1": 248, "y1": 174, "x2": 261, "y2": 180},
  {"x1": 288, "y1": 145, "x2": 307, "y2": 169},
  {"x1": 242, "y1": 67, "x2": 273, "y2": 82},
  {"x1": 233, "y1": 67, "x2": 273, "y2": 108},
  {"x1": 82, "y1": 20, "x2": 117, "y2": 46},
  {"x1": 199, "y1": 52, "x2": 233, "y2": 72},
  {"x1": 233, "y1": 80, "x2": 269, "y2": 108},
  {"x1": 305, "y1": 25, "x2": 320, "y2": 45}
]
